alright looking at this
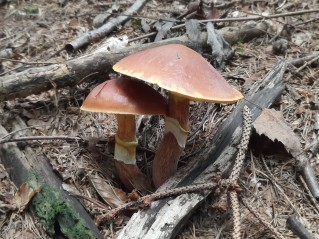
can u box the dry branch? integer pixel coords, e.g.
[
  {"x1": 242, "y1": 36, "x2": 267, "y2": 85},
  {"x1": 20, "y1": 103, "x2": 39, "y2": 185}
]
[
  {"x1": 0, "y1": 21, "x2": 269, "y2": 102},
  {"x1": 0, "y1": 117, "x2": 103, "y2": 239},
  {"x1": 65, "y1": 0, "x2": 148, "y2": 51},
  {"x1": 115, "y1": 61, "x2": 287, "y2": 239}
]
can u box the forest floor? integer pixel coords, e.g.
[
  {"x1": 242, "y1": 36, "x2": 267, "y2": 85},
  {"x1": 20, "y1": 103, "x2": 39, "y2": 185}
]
[{"x1": 1, "y1": 0, "x2": 319, "y2": 238}]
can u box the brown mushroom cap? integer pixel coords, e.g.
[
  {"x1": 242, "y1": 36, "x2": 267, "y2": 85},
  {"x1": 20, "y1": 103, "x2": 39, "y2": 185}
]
[
  {"x1": 81, "y1": 78, "x2": 168, "y2": 115},
  {"x1": 113, "y1": 44, "x2": 243, "y2": 103}
]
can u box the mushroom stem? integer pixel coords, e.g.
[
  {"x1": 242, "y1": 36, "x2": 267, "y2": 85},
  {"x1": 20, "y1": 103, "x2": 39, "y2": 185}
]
[
  {"x1": 152, "y1": 94, "x2": 190, "y2": 188},
  {"x1": 115, "y1": 114, "x2": 153, "y2": 192}
]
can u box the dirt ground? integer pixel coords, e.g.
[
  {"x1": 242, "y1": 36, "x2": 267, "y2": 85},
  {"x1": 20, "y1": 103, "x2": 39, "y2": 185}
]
[{"x1": 1, "y1": 0, "x2": 319, "y2": 238}]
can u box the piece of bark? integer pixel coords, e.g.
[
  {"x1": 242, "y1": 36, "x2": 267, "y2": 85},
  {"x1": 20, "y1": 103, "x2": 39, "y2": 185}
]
[
  {"x1": 65, "y1": 0, "x2": 148, "y2": 51},
  {"x1": 0, "y1": 117, "x2": 103, "y2": 239},
  {"x1": 0, "y1": 21, "x2": 270, "y2": 102},
  {"x1": 116, "y1": 61, "x2": 287, "y2": 239}
]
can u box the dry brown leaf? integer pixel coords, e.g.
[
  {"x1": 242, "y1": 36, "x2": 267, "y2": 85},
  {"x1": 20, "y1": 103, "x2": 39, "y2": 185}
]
[
  {"x1": 90, "y1": 174, "x2": 127, "y2": 208},
  {"x1": 12, "y1": 183, "x2": 40, "y2": 212},
  {"x1": 253, "y1": 108, "x2": 302, "y2": 157}
]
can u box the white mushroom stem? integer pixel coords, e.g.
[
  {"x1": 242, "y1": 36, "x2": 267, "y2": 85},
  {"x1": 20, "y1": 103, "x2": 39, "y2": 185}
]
[
  {"x1": 115, "y1": 114, "x2": 153, "y2": 192},
  {"x1": 152, "y1": 93, "x2": 190, "y2": 188}
]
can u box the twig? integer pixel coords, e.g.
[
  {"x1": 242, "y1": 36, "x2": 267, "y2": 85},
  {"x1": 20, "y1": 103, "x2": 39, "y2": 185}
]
[
  {"x1": 97, "y1": 182, "x2": 218, "y2": 223},
  {"x1": 241, "y1": 198, "x2": 286, "y2": 239},
  {"x1": 129, "y1": 9, "x2": 319, "y2": 42},
  {"x1": 258, "y1": 160, "x2": 300, "y2": 216},
  {"x1": 0, "y1": 57, "x2": 57, "y2": 65},
  {"x1": 75, "y1": 12, "x2": 180, "y2": 23},
  {"x1": 65, "y1": 0, "x2": 148, "y2": 51},
  {"x1": 298, "y1": 175, "x2": 319, "y2": 213},
  {"x1": 0, "y1": 124, "x2": 49, "y2": 140},
  {"x1": 0, "y1": 135, "x2": 84, "y2": 144},
  {"x1": 187, "y1": 105, "x2": 216, "y2": 142},
  {"x1": 288, "y1": 53, "x2": 319, "y2": 67},
  {"x1": 296, "y1": 54, "x2": 319, "y2": 72}
]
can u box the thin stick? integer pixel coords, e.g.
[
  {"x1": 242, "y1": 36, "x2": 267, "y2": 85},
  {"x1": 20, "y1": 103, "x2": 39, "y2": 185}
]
[
  {"x1": 296, "y1": 54, "x2": 319, "y2": 72},
  {"x1": 241, "y1": 198, "x2": 286, "y2": 239},
  {"x1": 0, "y1": 135, "x2": 84, "y2": 144},
  {"x1": 0, "y1": 57, "x2": 57, "y2": 65},
  {"x1": 298, "y1": 175, "x2": 319, "y2": 213},
  {"x1": 96, "y1": 182, "x2": 218, "y2": 223},
  {"x1": 129, "y1": 9, "x2": 319, "y2": 42}
]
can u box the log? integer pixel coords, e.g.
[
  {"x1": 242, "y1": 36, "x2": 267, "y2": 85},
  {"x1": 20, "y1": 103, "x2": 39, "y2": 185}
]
[
  {"x1": 116, "y1": 61, "x2": 287, "y2": 239},
  {"x1": 0, "y1": 117, "x2": 103, "y2": 239},
  {"x1": 0, "y1": 34, "x2": 204, "y2": 101},
  {"x1": 0, "y1": 21, "x2": 269, "y2": 102}
]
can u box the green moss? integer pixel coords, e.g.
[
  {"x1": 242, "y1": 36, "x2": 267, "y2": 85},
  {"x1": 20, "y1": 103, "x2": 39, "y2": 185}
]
[
  {"x1": 23, "y1": 6, "x2": 39, "y2": 14},
  {"x1": 29, "y1": 177, "x2": 94, "y2": 239},
  {"x1": 235, "y1": 47, "x2": 244, "y2": 53}
]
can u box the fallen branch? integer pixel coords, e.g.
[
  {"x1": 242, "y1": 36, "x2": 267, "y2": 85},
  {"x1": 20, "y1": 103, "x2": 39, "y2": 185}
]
[
  {"x1": 0, "y1": 117, "x2": 103, "y2": 239},
  {"x1": 0, "y1": 34, "x2": 202, "y2": 101},
  {"x1": 114, "y1": 61, "x2": 287, "y2": 239},
  {"x1": 65, "y1": 0, "x2": 148, "y2": 51},
  {"x1": 0, "y1": 21, "x2": 270, "y2": 102}
]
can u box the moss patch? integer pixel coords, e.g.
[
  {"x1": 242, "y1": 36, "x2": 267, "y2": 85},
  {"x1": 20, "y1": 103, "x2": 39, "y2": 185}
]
[{"x1": 30, "y1": 179, "x2": 94, "y2": 239}]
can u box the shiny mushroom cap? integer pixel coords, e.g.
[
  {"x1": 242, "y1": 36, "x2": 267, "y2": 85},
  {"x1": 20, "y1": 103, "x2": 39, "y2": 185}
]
[
  {"x1": 113, "y1": 44, "x2": 243, "y2": 103},
  {"x1": 81, "y1": 78, "x2": 168, "y2": 115}
]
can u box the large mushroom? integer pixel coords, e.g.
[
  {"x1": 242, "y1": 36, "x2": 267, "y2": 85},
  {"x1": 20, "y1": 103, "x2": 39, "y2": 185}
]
[
  {"x1": 113, "y1": 44, "x2": 243, "y2": 188},
  {"x1": 81, "y1": 78, "x2": 167, "y2": 192}
]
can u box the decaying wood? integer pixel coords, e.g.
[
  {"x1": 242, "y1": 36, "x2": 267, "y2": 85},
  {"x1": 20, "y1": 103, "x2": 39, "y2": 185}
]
[
  {"x1": 0, "y1": 117, "x2": 103, "y2": 239},
  {"x1": 65, "y1": 0, "x2": 148, "y2": 51},
  {"x1": 0, "y1": 21, "x2": 270, "y2": 102},
  {"x1": 116, "y1": 61, "x2": 287, "y2": 239}
]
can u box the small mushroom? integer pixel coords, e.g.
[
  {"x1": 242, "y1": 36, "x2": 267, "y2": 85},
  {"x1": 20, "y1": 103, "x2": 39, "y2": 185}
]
[
  {"x1": 81, "y1": 78, "x2": 167, "y2": 192},
  {"x1": 113, "y1": 44, "x2": 243, "y2": 188}
]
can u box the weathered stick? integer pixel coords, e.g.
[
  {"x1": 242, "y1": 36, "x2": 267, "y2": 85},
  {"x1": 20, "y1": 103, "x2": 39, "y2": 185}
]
[
  {"x1": 0, "y1": 117, "x2": 103, "y2": 239},
  {"x1": 65, "y1": 0, "x2": 148, "y2": 51},
  {"x1": 115, "y1": 61, "x2": 287, "y2": 239},
  {"x1": 286, "y1": 215, "x2": 315, "y2": 239}
]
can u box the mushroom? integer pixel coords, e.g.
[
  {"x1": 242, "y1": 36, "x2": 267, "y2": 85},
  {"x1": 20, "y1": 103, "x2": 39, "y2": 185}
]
[
  {"x1": 113, "y1": 44, "x2": 243, "y2": 188},
  {"x1": 81, "y1": 78, "x2": 167, "y2": 192}
]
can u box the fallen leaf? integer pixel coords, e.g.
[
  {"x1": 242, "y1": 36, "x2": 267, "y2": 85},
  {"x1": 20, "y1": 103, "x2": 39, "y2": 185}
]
[
  {"x1": 90, "y1": 174, "x2": 127, "y2": 208},
  {"x1": 12, "y1": 183, "x2": 40, "y2": 212},
  {"x1": 253, "y1": 108, "x2": 302, "y2": 157}
]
